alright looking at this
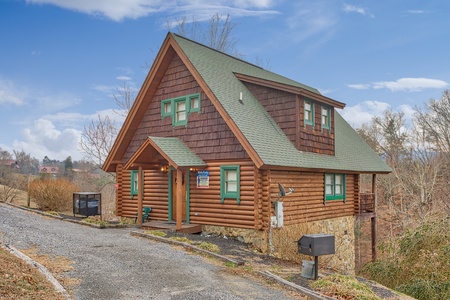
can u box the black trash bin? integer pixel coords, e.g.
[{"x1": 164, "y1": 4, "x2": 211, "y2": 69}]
[{"x1": 73, "y1": 192, "x2": 101, "y2": 217}]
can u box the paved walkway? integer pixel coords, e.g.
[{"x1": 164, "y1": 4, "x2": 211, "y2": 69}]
[{"x1": 0, "y1": 203, "x2": 298, "y2": 300}]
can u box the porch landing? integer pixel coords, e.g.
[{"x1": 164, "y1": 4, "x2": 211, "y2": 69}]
[{"x1": 141, "y1": 220, "x2": 202, "y2": 234}]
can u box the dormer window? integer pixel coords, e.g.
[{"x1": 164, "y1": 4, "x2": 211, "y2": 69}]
[
  {"x1": 321, "y1": 106, "x2": 330, "y2": 130},
  {"x1": 304, "y1": 99, "x2": 314, "y2": 126}
]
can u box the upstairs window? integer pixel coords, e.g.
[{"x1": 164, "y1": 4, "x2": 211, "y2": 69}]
[
  {"x1": 220, "y1": 165, "x2": 240, "y2": 204},
  {"x1": 174, "y1": 98, "x2": 187, "y2": 126},
  {"x1": 189, "y1": 94, "x2": 200, "y2": 113},
  {"x1": 161, "y1": 93, "x2": 201, "y2": 127},
  {"x1": 324, "y1": 173, "x2": 345, "y2": 202},
  {"x1": 161, "y1": 100, "x2": 172, "y2": 118},
  {"x1": 321, "y1": 106, "x2": 330, "y2": 130},
  {"x1": 304, "y1": 99, "x2": 314, "y2": 126}
]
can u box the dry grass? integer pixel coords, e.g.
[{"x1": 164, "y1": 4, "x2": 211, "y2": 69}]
[
  {"x1": 21, "y1": 248, "x2": 79, "y2": 290},
  {"x1": 0, "y1": 184, "x2": 35, "y2": 207},
  {"x1": 312, "y1": 274, "x2": 381, "y2": 300},
  {"x1": 0, "y1": 247, "x2": 70, "y2": 300}
]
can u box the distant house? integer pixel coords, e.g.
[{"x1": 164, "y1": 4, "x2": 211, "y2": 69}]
[
  {"x1": 39, "y1": 166, "x2": 59, "y2": 177},
  {"x1": 103, "y1": 33, "x2": 391, "y2": 274},
  {"x1": 0, "y1": 160, "x2": 20, "y2": 178},
  {"x1": 0, "y1": 160, "x2": 20, "y2": 170}
]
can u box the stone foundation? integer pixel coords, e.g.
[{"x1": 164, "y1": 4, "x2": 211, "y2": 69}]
[
  {"x1": 202, "y1": 225, "x2": 268, "y2": 252},
  {"x1": 203, "y1": 215, "x2": 356, "y2": 275},
  {"x1": 271, "y1": 216, "x2": 356, "y2": 275}
]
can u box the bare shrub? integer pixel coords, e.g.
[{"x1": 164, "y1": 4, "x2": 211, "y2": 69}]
[
  {"x1": 29, "y1": 178, "x2": 78, "y2": 212},
  {"x1": 0, "y1": 173, "x2": 27, "y2": 203},
  {"x1": 362, "y1": 215, "x2": 450, "y2": 300}
]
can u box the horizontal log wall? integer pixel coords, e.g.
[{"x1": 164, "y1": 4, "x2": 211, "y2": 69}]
[
  {"x1": 269, "y1": 171, "x2": 358, "y2": 225},
  {"x1": 115, "y1": 168, "x2": 169, "y2": 220},
  {"x1": 255, "y1": 168, "x2": 271, "y2": 230},
  {"x1": 189, "y1": 160, "x2": 256, "y2": 229},
  {"x1": 116, "y1": 164, "x2": 123, "y2": 216}
]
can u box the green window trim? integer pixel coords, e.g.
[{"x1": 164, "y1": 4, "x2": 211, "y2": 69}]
[
  {"x1": 324, "y1": 173, "x2": 346, "y2": 203},
  {"x1": 321, "y1": 106, "x2": 330, "y2": 130},
  {"x1": 160, "y1": 93, "x2": 201, "y2": 127},
  {"x1": 220, "y1": 165, "x2": 240, "y2": 204},
  {"x1": 189, "y1": 94, "x2": 201, "y2": 113},
  {"x1": 130, "y1": 170, "x2": 139, "y2": 198},
  {"x1": 161, "y1": 99, "x2": 172, "y2": 118},
  {"x1": 304, "y1": 99, "x2": 314, "y2": 126},
  {"x1": 174, "y1": 98, "x2": 187, "y2": 127}
]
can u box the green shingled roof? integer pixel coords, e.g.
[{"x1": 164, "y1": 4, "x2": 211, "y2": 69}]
[
  {"x1": 149, "y1": 136, "x2": 206, "y2": 168},
  {"x1": 172, "y1": 34, "x2": 391, "y2": 173}
]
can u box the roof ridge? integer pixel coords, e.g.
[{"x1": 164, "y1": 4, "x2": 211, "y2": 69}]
[{"x1": 170, "y1": 32, "x2": 265, "y2": 70}]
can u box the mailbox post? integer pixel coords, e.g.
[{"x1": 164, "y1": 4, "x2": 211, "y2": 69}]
[{"x1": 298, "y1": 234, "x2": 335, "y2": 280}]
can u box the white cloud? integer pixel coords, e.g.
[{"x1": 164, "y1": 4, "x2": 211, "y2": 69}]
[
  {"x1": 343, "y1": 4, "x2": 373, "y2": 17},
  {"x1": 7, "y1": 107, "x2": 125, "y2": 162},
  {"x1": 26, "y1": 0, "x2": 280, "y2": 21},
  {"x1": 398, "y1": 104, "x2": 415, "y2": 122},
  {"x1": 286, "y1": 1, "x2": 338, "y2": 43},
  {"x1": 0, "y1": 79, "x2": 27, "y2": 105},
  {"x1": 348, "y1": 78, "x2": 448, "y2": 92},
  {"x1": 93, "y1": 84, "x2": 116, "y2": 95},
  {"x1": 347, "y1": 83, "x2": 370, "y2": 90},
  {"x1": 339, "y1": 100, "x2": 390, "y2": 128},
  {"x1": 231, "y1": 0, "x2": 276, "y2": 9},
  {"x1": 116, "y1": 76, "x2": 132, "y2": 81},
  {"x1": 373, "y1": 78, "x2": 448, "y2": 92},
  {"x1": 406, "y1": 10, "x2": 426, "y2": 14},
  {"x1": 12, "y1": 118, "x2": 83, "y2": 161}
]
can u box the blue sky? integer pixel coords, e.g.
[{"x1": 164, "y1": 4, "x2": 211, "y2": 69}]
[{"x1": 1, "y1": 0, "x2": 449, "y2": 162}]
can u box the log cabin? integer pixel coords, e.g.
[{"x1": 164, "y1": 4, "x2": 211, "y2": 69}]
[{"x1": 102, "y1": 32, "x2": 391, "y2": 274}]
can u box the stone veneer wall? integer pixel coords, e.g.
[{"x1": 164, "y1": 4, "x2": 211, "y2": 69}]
[
  {"x1": 204, "y1": 215, "x2": 356, "y2": 275},
  {"x1": 271, "y1": 215, "x2": 356, "y2": 275},
  {"x1": 202, "y1": 225, "x2": 269, "y2": 252}
]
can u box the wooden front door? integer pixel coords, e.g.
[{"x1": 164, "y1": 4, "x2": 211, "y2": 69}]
[{"x1": 172, "y1": 170, "x2": 186, "y2": 221}]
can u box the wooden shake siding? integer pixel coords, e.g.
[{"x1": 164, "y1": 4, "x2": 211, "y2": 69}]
[
  {"x1": 189, "y1": 161, "x2": 256, "y2": 229},
  {"x1": 123, "y1": 54, "x2": 248, "y2": 163},
  {"x1": 269, "y1": 171, "x2": 358, "y2": 225},
  {"x1": 244, "y1": 82, "x2": 334, "y2": 155}
]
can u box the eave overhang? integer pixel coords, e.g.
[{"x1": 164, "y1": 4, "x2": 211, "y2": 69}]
[
  {"x1": 235, "y1": 73, "x2": 346, "y2": 109},
  {"x1": 124, "y1": 136, "x2": 206, "y2": 170}
]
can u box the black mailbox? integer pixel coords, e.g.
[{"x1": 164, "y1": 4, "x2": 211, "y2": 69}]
[{"x1": 298, "y1": 234, "x2": 335, "y2": 256}]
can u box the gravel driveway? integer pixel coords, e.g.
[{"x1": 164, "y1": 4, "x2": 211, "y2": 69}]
[{"x1": 0, "y1": 204, "x2": 297, "y2": 300}]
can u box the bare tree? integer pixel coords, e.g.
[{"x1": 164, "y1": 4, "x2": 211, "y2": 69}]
[
  {"x1": 0, "y1": 147, "x2": 12, "y2": 161},
  {"x1": 167, "y1": 13, "x2": 242, "y2": 58},
  {"x1": 113, "y1": 81, "x2": 134, "y2": 117},
  {"x1": 13, "y1": 150, "x2": 39, "y2": 175},
  {"x1": 415, "y1": 89, "x2": 450, "y2": 155},
  {"x1": 82, "y1": 13, "x2": 243, "y2": 171},
  {"x1": 358, "y1": 106, "x2": 450, "y2": 234},
  {"x1": 80, "y1": 115, "x2": 118, "y2": 167}
]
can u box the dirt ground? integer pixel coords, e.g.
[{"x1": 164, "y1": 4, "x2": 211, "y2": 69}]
[
  {"x1": 161, "y1": 231, "x2": 414, "y2": 300},
  {"x1": 0, "y1": 194, "x2": 413, "y2": 300}
]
